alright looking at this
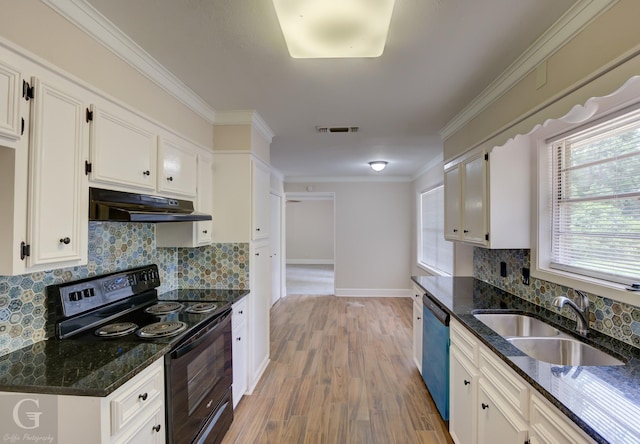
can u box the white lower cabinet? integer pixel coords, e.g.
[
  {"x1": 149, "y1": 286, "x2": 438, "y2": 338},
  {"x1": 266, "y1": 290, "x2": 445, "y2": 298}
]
[
  {"x1": 529, "y1": 393, "x2": 594, "y2": 444},
  {"x1": 0, "y1": 358, "x2": 165, "y2": 444},
  {"x1": 450, "y1": 346, "x2": 478, "y2": 444},
  {"x1": 449, "y1": 319, "x2": 594, "y2": 444},
  {"x1": 232, "y1": 296, "x2": 248, "y2": 408},
  {"x1": 477, "y1": 377, "x2": 528, "y2": 444},
  {"x1": 412, "y1": 288, "x2": 423, "y2": 372}
]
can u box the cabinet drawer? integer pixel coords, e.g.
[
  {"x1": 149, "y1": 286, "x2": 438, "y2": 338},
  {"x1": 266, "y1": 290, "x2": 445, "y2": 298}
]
[
  {"x1": 111, "y1": 361, "x2": 164, "y2": 435},
  {"x1": 232, "y1": 296, "x2": 248, "y2": 328},
  {"x1": 530, "y1": 393, "x2": 595, "y2": 444},
  {"x1": 411, "y1": 284, "x2": 424, "y2": 305},
  {"x1": 479, "y1": 347, "x2": 529, "y2": 419},
  {"x1": 113, "y1": 401, "x2": 164, "y2": 444},
  {"x1": 451, "y1": 319, "x2": 479, "y2": 366}
]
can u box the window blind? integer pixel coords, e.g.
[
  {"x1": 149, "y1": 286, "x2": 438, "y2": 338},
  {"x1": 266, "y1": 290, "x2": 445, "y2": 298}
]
[
  {"x1": 420, "y1": 186, "x2": 453, "y2": 275},
  {"x1": 550, "y1": 108, "x2": 640, "y2": 284}
]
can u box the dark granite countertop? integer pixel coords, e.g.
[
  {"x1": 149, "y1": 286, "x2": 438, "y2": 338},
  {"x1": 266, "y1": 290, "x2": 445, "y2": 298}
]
[
  {"x1": 0, "y1": 288, "x2": 249, "y2": 397},
  {"x1": 412, "y1": 276, "x2": 640, "y2": 444}
]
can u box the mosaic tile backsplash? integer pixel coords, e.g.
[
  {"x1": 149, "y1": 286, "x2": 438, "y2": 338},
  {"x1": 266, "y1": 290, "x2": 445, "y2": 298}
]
[
  {"x1": 474, "y1": 248, "x2": 640, "y2": 349},
  {"x1": 0, "y1": 222, "x2": 249, "y2": 356}
]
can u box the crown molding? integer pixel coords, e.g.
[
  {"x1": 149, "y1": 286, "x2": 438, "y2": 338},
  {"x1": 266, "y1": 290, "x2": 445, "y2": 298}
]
[
  {"x1": 439, "y1": 0, "x2": 618, "y2": 141},
  {"x1": 214, "y1": 110, "x2": 275, "y2": 143},
  {"x1": 41, "y1": 0, "x2": 217, "y2": 123}
]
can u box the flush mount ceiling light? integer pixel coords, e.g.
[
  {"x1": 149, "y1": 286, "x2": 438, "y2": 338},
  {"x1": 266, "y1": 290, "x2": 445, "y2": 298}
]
[
  {"x1": 272, "y1": 0, "x2": 395, "y2": 58},
  {"x1": 369, "y1": 161, "x2": 388, "y2": 172}
]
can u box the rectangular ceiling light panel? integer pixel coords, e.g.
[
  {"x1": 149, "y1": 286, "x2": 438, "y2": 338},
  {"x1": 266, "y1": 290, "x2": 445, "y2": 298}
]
[{"x1": 273, "y1": 0, "x2": 395, "y2": 58}]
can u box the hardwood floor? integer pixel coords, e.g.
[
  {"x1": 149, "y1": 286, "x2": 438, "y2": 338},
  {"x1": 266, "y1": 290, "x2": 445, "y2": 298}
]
[{"x1": 222, "y1": 295, "x2": 453, "y2": 444}]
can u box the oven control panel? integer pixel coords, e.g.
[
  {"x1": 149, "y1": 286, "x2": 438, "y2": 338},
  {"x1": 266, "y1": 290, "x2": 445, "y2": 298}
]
[{"x1": 54, "y1": 265, "x2": 161, "y2": 317}]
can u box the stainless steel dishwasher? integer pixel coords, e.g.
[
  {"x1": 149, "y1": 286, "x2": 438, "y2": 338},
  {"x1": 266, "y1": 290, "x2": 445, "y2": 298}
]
[{"x1": 421, "y1": 292, "x2": 450, "y2": 422}]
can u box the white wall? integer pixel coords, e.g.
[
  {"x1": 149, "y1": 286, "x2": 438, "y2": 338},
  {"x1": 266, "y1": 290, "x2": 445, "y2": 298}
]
[
  {"x1": 286, "y1": 200, "x2": 334, "y2": 264},
  {"x1": 285, "y1": 181, "x2": 411, "y2": 297}
]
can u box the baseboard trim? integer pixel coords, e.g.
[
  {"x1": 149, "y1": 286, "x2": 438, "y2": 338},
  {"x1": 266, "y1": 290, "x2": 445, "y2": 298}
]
[
  {"x1": 247, "y1": 357, "x2": 270, "y2": 395},
  {"x1": 335, "y1": 288, "x2": 411, "y2": 298}
]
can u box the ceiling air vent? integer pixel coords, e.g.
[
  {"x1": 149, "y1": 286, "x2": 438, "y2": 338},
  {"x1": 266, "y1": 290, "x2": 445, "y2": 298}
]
[{"x1": 316, "y1": 126, "x2": 359, "y2": 133}]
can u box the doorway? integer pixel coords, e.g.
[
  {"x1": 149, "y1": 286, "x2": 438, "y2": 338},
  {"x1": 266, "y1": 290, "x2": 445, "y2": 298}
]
[{"x1": 285, "y1": 192, "x2": 335, "y2": 296}]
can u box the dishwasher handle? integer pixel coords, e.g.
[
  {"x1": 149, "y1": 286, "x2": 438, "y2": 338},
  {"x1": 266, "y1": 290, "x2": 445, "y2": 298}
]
[{"x1": 423, "y1": 294, "x2": 450, "y2": 326}]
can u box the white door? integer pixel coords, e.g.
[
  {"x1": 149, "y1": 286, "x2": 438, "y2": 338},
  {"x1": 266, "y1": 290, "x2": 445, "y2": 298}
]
[{"x1": 270, "y1": 193, "x2": 282, "y2": 306}]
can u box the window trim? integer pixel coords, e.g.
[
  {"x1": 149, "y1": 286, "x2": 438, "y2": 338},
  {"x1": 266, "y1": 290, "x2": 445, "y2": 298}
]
[
  {"x1": 532, "y1": 102, "x2": 640, "y2": 305},
  {"x1": 417, "y1": 184, "x2": 453, "y2": 277}
]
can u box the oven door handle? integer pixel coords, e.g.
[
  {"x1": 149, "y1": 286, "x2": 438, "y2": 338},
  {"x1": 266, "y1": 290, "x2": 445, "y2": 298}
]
[{"x1": 170, "y1": 309, "x2": 231, "y2": 360}]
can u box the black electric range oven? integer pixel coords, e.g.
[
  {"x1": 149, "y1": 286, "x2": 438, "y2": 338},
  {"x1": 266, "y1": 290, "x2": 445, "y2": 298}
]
[{"x1": 47, "y1": 265, "x2": 234, "y2": 444}]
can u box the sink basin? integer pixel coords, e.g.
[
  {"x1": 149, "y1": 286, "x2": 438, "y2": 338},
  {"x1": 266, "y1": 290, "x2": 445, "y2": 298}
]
[
  {"x1": 507, "y1": 337, "x2": 625, "y2": 366},
  {"x1": 474, "y1": 313, "x2": 561, "y2": 337}
]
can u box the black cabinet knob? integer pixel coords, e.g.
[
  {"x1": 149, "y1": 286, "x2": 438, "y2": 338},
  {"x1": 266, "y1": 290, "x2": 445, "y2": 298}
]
[
  {"x1": 238, "y1": 310, "x2": 243, "y2": 314},
  {"x1": 202, "y1": 230, "x2": 208, "y2": 234},
  {"x1": 152, "y1": 424, "x2": 161, "y2": 432},
  {"x1": 60, "y1": 237, "x2": 71, "y2": 245},
  {"x1": 236, "y1": 337, "x2": 241, "y2": 341},
  {"x1": 167, "y1": 176, "x2": 173, "y2": 181},
  {"x1": 256, "y1": 228, "x2": 261, "y2": 232},
  {"x1": 464, "y1": 380, "x2": 470, "y2": 386},
  {"x1": 417, "y1": 317, "x2": 421, "y2": 320},
  {"x1": 453, "y1": 229, "x2": 458, "y2": 233},
  {"x1": 143, "y1": 170, "x2": 150, "y2": 176},
  {"x1": 139, "y1": 393, "x2": 148, "y2": 401},
  {"x1": 481, "y1": 403, "x2": 489, "y2": 410},
  {"x1": 463, "y1": 229, "x2": 469, "y2": 233}
]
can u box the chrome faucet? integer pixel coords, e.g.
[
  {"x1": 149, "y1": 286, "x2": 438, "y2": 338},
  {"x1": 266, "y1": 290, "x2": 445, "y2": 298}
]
[{"x1": 552, "y1": 290, "x2": 590, "y2": 336}]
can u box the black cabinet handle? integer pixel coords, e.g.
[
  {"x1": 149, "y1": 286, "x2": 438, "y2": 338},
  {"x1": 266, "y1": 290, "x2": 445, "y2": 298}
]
[
  {"x1": 453, "y1": 229, "x2": 458, "y2": 233},
  {"x1": 463, "y1": 229, "x2": 469, "y2": 233},
  {"x1": 481, "y1": 403, "x2": 489, "y2": 410},
  {"x1": 143, "y1": 170, "x2": 150, "y2": 176},
  {"x1": 464, "y1": 380, "x2": 470, "y2": 386},
  {"x1": 60, "y1": 237, "x2": 71, "y2": 245},
  {"x1": 238, "y1": 310, "x2": 243, "y2": 314},
  {"x1": 152, "y1": 424, "x2": 161, "y2": 432},
  {"x1": 236, "y1": 337, "x2": 241, "y2": 341},
  {"x1": 417, "y1": 317, "x2": 421, "y2": 320},
  {"x1": 255, "y1": 253, "x2": 260, "y2": 256},
  {"x1": 139, "y1": 393, "x2": 148, "y2": 401},
  {"x1": 256, "y1": 228, "x2": 261, "y2": 232},
  {"x1": 167, "y1": 176, "x2": 173, "y2": 181},
  {"x1": 202, "y1": 230, "x2": 208, "y2": 234}
]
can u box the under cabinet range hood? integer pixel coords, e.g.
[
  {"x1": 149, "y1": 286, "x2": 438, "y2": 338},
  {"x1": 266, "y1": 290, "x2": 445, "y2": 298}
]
[{"x1": 89, "y1": 187, "x2": 212, "y2": 223}]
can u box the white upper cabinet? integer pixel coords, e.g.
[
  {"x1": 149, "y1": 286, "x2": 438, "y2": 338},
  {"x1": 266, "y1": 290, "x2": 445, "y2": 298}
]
[
  {"x1": 156, "y1": 148, "x2": 213, "y2": 248},
  {"x1": 251, "y1": 159, "x2": 270, "y2": 240},
  {"x1": 157, "y1": 137, "x2": 198, "y2": 197},
  {"x1": 444, "y1": 137, "x2": 530, "y2": 249},
  {"x1": 0, "y1": 59, "x2": 21, "y2": 144},
  {"x1": 89, "y1": 104, "x2": 157, "y2": 192},
  {"x1": 26, "y1": 76, "x2": 88, "y2": 268},
  {"x1": 195, "y1": 151, "x2": 213, "y2": 245}
]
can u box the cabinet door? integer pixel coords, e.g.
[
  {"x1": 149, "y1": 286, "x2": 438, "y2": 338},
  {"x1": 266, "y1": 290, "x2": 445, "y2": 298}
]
[
  {"x1": 27, "y1": 76, "x2": 88, "y2": 268},
  {"x1": 412, "y1": 299, "x2": 423, "y2": 372},
  {"x1": 444, "y1": 164, "x2": 462, "y2": 241},
  {"x1": 462, "y1": 152, "x2": 487, "y2": 244},
  {"x1": 196, "y1": 152, "x2": 213, "y2": 245},
  {"x1": 477, "y1": 378, "x2": 528, "y2": 444},
  {"x1": 157, "y1": 137, "x2": 197, "y2": 197},
  {"x1": 90, "y1": 104, "x2": 157, "y2": 191},
  {"x1": 529, "y1": 394, "x2": 595, "y2": 444},
  {"x1": 114, "y1": 403, "x2": 165, "y2": 444},
  {"x1": 232, "y1": 319, "x2": 248, "y2": 408},
  {"x1": 249, "y1": 243, "x2": 271, "y2": 390},
  {"x1": 251, "y1": 160, "x2": 270, "y2": 240},
  {"x1": 0, "y1": 60, "x2": 21, "y2": 143},
  {"x1": 450, "y1": 346, "x2": 478, "y2": 444}
]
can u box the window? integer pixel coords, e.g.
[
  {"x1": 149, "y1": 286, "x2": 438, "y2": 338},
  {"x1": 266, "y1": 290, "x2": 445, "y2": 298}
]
[
  {"x1": 419, "y1": 185, "x2": 453, "y2": 275},
  {"x1": 548, "y1": 107, "x2": 640, "y2": 285}
]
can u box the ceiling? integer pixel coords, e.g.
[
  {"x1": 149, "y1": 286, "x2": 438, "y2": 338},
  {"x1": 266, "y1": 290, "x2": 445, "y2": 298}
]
[{"x1": 84, "y1": 0, "x2": 577, "y2": 180}]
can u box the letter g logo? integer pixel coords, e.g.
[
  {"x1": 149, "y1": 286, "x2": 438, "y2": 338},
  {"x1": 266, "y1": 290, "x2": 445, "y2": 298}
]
[{"x1": 12, "y1": 398, "x2": 43, "y2": 429}]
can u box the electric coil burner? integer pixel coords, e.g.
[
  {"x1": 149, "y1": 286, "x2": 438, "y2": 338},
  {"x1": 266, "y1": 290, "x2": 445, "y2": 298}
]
[
  {"x1": 47, "y1": 264, "x2": 236, "y2": 444},
  {"x1": 95, "y1": 322, "x2": 138, "y2": 338},
  {"x1": 145, "y1": 302, "x2": 184, "y2": 315},
  {"x1": 137, "y1": 321, "x2": 187, "y2": 338}
]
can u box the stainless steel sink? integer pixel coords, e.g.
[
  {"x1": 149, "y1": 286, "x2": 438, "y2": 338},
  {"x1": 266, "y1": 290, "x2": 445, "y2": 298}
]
[
  {"x1": 474, "y1": 313, "x2": 561, "y2": 337},
  {"x1": 507, "y1": 337, "x2": 625, "y2": 366}
]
